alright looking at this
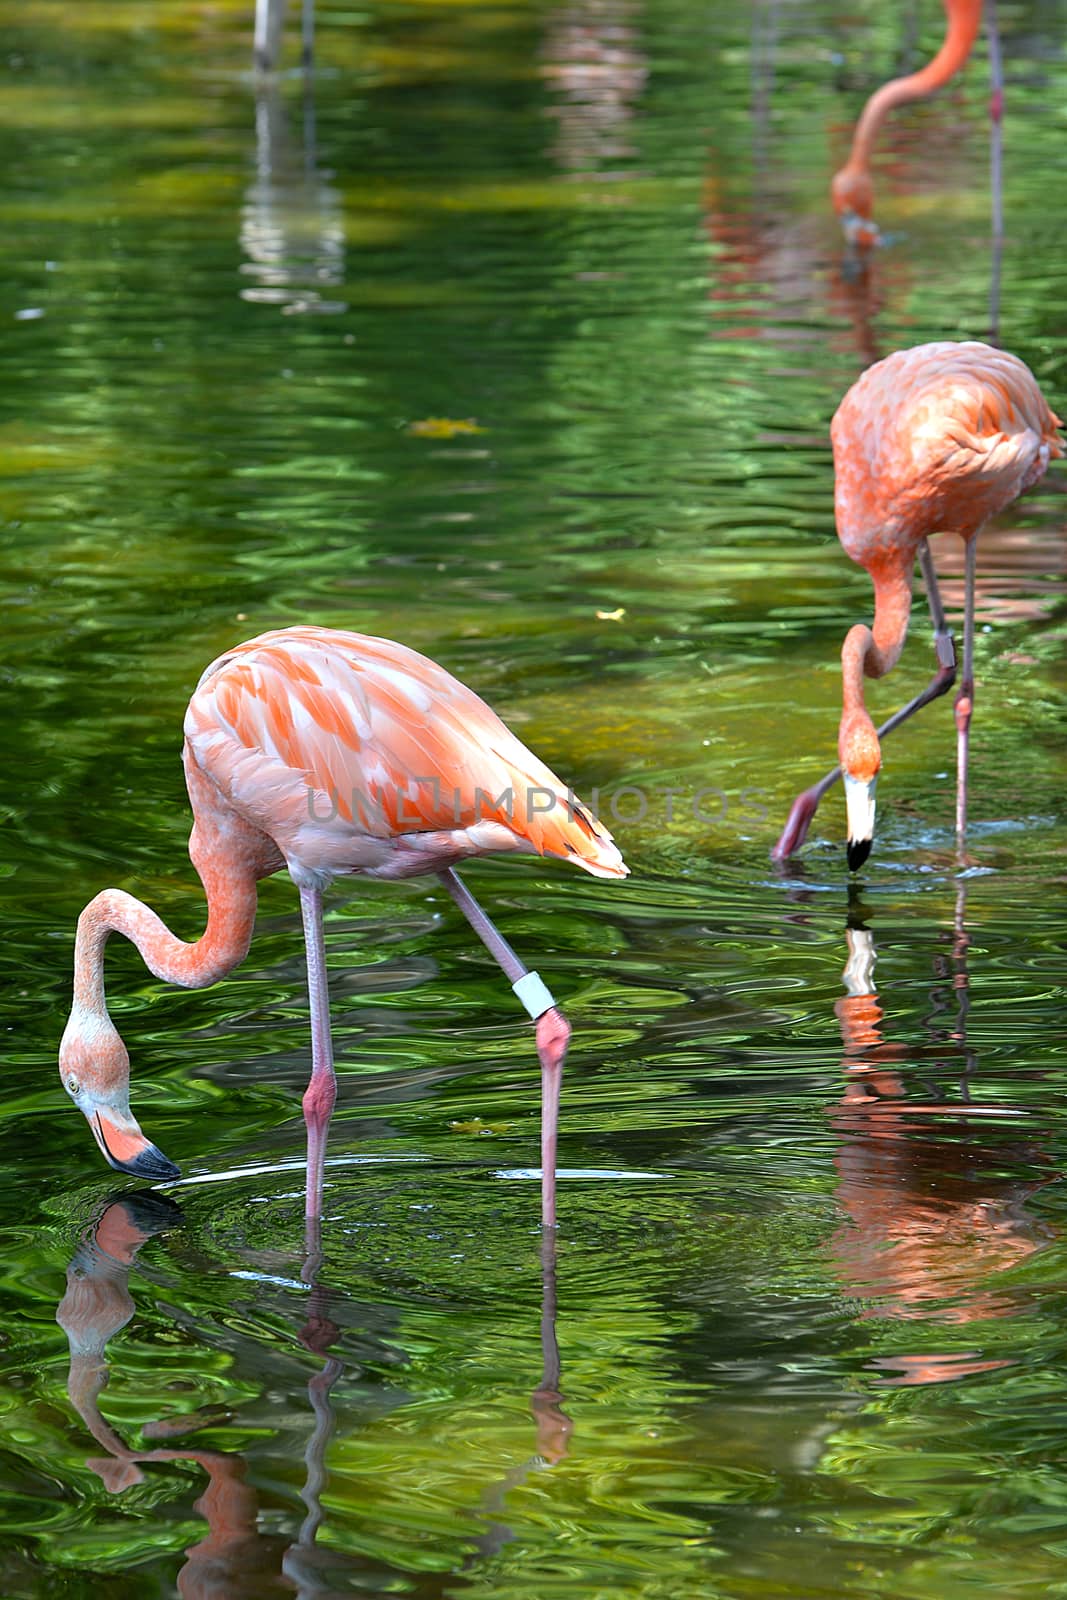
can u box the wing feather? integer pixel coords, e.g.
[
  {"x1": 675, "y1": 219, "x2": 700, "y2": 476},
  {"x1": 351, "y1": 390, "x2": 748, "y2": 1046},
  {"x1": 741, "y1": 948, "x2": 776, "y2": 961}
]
[{"x1": 185, "y1": 626, "x2": 626, "y2": 878}]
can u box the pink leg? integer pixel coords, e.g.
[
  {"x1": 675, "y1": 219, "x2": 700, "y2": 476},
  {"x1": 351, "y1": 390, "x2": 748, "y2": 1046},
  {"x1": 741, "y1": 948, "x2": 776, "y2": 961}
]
[
  {"x1": 772, "y1": 542, "x2": 957, "y2": 859},
  {"x1": 253, "y1": 0, "x2": 287, "y2": 71},
  {"x1": 987, "y1": 0, "x2": 1003, "y2": 241},
  {"x1": 955, "y1": 537, "x2": 977, "y2": 853},
  {"x1": 301, "y1": 0, "x2": 314, "y2": 68},
  {"x1": 438, "y1": 868, "x2": 569, "y2": 1229},
  {"x1": 299, "y1": 884, "x2": 337, "y2": 1222},
  {"x1": 986, "y1": 0, "x2": 1003, "y2": 339}
]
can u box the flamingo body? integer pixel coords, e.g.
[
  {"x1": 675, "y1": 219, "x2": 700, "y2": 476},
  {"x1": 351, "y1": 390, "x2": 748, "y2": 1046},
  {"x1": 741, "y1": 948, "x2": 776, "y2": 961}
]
[
  {"x1": 60, "y1": 627, "x2": 625, "y2": 1223},
  {"x1": 773, "y1": 341, "x2": 1061, "y2": 866},
  {"x1": 185, "y1": 626, "x2": 622, "y2": 883},
  {"x1": 833, "y1": 342, "x2": 1061, "y2": 570}
]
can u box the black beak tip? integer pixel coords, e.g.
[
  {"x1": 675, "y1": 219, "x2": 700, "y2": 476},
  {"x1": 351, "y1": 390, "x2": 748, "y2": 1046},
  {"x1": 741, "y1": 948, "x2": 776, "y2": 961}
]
[
  {"x1": 847, "y1": 837, "x2": 873, "y2": 874},
  {"x1": 114, "y1": 1144, "x2": 181, "y2": 1183}
]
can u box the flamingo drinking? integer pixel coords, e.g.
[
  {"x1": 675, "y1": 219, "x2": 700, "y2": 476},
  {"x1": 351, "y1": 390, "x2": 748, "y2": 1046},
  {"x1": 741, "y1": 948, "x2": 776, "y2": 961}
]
[
  {"x1": 831, "y1": 0, "x2": 985, "y2": 248},
  {"x1": 773, "y1": 340, "x2": 1061, "y2": 869},
  {"x1": 59, "y1": 626, "x2": 627, "y2": 1227}
]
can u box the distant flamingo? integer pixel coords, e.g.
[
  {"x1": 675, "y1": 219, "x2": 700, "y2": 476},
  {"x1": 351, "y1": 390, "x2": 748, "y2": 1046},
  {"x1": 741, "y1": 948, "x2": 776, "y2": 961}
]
[
  {"x1": 60, "y1": 626, "x2": 627, "y2": 1227},
  {"x1": 254, "y1": 0, "x2": 314, "y2": 73},
  {"x1": 773, "y1": 341, "x2": 1061, "y2": 869},
  {"x1": 831, "y1": 0, "x2": 986, "y2": 248}
]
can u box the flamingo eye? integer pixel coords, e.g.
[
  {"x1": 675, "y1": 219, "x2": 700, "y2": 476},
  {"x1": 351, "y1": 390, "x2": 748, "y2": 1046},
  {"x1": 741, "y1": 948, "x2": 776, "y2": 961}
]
[{"x1": 65, "y1": 1076, "x2": 80, "y2": 1096}]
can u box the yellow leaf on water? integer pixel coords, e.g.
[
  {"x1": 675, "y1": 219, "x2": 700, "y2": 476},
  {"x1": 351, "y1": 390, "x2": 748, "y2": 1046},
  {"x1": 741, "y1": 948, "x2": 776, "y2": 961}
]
[{"x1": 407, "y1": 417, "x2": 486, "y2": 438}]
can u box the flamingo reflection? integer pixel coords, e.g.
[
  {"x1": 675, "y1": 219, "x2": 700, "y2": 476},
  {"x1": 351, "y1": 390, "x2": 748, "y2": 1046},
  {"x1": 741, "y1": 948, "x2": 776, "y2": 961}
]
[
  {"x1": 58, "y1": 1196, "x2": 570, "y2": 1588},
  {"x1": 830, "y1": 897, "x2": 1054, "y2": 1385},
  {"x1": 56, "y1": 1194, "x2": 338, "y2": 1598},
  {"x1": 240, "y1": 75, "x2": 346, "y2": 317},
  {"x1": 470, "y1": 1229, "x2": 572, "y2": 1561}
]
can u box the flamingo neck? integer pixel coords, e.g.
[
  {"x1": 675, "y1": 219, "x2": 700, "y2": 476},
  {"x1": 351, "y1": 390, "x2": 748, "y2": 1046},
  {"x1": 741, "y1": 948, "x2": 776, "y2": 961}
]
[
  {"x1": 842, "y1": 561, "x2": 913, "y2": 714},
  {"x1": 70, "y1": 847, "x2": 259, "y2": 1021},
  {"x1": 845, "y1": 0, "x2": 981, "y2": 178}
]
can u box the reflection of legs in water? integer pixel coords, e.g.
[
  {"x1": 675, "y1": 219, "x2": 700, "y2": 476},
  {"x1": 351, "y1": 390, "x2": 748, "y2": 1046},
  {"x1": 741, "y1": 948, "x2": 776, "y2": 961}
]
[
  {"x1": 58, "y1": 1194, "x2": 345, "y2": 1597},
  {"x1": 467, "y1": 1228, "x2": 573, "y2": 1563},
  {"x1": 531, "y1": 1229, "x2": 573, "y2": 1466},
  {"x1": 283, "y1": 1216, "x2": 345, "y2": 1594}
]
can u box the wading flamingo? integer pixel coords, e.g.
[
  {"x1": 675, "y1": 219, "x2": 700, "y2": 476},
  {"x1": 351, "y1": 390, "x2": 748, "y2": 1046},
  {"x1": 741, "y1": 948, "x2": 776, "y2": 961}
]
[
  {"x1": 254, "y1": 0, "x2": 314, "y2": 73},
  {"x1": 831, "y1": 0, "x2": 987, "y2": 248},
  {"x1": 59, "y1": 626, "x2": 627, "y2": 1228},
  {"x1": 772, "y1": 340, "x2": 1061, "y2": 870}
]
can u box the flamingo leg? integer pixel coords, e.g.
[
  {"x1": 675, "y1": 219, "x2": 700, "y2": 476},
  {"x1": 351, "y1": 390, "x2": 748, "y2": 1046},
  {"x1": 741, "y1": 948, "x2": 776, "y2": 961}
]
[
  {"x1": 302, "y1": 0, "x2": 314, "y2": 69},
  {"x1": 772, "y1": 540, "x2": 957, "y2": 859},
  {"x1": 987, "y1": 0, "x2": 1003, "y2": 243},
  {"x1": 955, "y1": 536, "x2": 977, "y2": 852},
  {"x1": 438, "y1": 867, "x2": 569, "y2": 1230},
  {"x1": 253, "y1": 0, "x2": 286, "y2": 71},
  {"x1": 299, "y1": 884, "x2": 337, "y2": 1222}
]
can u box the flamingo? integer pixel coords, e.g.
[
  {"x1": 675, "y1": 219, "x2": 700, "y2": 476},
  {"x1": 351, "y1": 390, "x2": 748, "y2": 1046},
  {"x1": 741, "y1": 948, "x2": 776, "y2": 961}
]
[
  {"x1": 772, "y1": 340, "x2": 1062, "y2": 869},
  {"x1": 59, "y1": 626, "x2": 627, "y2": 1228},
  {"x1": 831, "y1": 0, "x2": 987, "y2": 249},
  {"x1": 254, "y1": 0, "x2": 314, "y2": 73}
]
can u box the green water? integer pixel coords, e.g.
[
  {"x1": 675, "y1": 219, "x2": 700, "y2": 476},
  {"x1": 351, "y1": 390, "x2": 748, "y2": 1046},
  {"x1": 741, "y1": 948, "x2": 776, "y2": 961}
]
[{"x1": 3, "y1": 0, "x2": 1067, "y2": 1594}]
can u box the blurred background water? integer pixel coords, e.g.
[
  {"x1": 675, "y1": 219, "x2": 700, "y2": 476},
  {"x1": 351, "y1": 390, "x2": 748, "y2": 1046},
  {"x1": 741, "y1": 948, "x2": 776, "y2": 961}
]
[{"x1": 2, "y1": 0, "x2": 1067, "y2": 1594}]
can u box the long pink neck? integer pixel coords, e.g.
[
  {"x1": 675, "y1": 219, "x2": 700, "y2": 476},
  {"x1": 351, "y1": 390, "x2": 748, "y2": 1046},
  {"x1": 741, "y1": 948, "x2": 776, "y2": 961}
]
[
  {"x1": 845, "y1": 0, "x2": 981, "y2": 175},
  {"x1": 71, "y1": 835, "x2": 259, "y2": 1018},
  {"x1": 842, "y1": 561, "x2": 913, "y2": 714}
]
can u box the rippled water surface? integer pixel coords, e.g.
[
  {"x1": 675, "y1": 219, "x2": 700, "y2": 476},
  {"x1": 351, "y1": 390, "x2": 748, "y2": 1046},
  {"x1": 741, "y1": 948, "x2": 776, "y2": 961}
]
[{"x1": 3, "y1": 0, "x2": 1067, "y2": 1594}]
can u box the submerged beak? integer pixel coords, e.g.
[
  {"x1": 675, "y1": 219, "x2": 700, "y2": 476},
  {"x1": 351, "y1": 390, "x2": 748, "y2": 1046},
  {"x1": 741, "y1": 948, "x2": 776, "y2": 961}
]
[
  {"x1": 88, "y1": 1108, "x2": 180, "y2": 1183},
  {"x1": 844, "y1": 773, "x2": 877, "y2": 873}
]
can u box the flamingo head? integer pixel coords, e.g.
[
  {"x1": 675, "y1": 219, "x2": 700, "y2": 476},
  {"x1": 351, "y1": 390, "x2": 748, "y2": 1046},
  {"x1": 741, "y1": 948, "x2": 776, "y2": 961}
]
[
  {"x1": 831, "y1": 165, "x2": 881, "y2": 249},
  {"x1": 59, "y1": 1009, "x2": 180, "y2": 1183},
  {"x1": 839, "y1": 710, "x2": 881, "y2": 873}
]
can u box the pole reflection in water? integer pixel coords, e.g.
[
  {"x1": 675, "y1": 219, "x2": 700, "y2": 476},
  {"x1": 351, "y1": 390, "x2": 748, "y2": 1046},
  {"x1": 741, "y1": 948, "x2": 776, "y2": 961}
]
[
  {"x1": 56, "y1": 1194, "x2": 334, "y2": 1598},
  {"x1": 830, "y1": 889, "x2": 1055, "y2": 1387},
  {"x1": 240, "y1": 73, "x2": 346, "y2": 317}
]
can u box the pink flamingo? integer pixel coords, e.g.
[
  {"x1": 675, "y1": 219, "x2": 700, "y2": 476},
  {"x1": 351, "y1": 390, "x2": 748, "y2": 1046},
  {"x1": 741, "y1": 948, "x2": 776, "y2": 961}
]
[
  {"x1": 831, "y1": 0, "x2": 988, "y2": 249},
  {"x1": 773, "y1": 341, "x2": 1061, "y2": 869},
  {"x1": 59, "y1": 626, "x2": 627, "y2": 1227}
]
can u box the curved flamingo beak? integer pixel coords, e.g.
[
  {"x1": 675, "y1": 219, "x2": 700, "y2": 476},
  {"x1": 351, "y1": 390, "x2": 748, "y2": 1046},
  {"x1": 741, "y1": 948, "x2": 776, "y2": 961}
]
[
  {"x1": 844, "y1": 774, "x2": 877, "y2": 873},
  {"x1": 86, "y1": 1107, "x2": 180, "y2": 1183}
]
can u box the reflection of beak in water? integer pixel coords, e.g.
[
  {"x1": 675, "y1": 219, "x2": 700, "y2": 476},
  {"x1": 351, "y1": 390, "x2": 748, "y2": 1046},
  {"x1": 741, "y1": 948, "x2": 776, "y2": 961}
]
[
  {"x1": 830, "y1": 912, "x2": 1055, "y2": 1386},
  {"x1": 240, "y1": 78, "x2": 346, "y2": 316},
  {"x1": 470, "y1": 1228, "x2": 572, "y2": 1560},
  {"x1": 56, "y1": 1195, "x2": 340, "y2": 1598}
]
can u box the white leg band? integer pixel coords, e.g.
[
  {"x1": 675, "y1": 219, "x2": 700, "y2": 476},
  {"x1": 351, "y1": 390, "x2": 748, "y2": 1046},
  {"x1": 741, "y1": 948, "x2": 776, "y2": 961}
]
[{"x1": 512, "y1": 970, "x2": 555, "y2": 1021}]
